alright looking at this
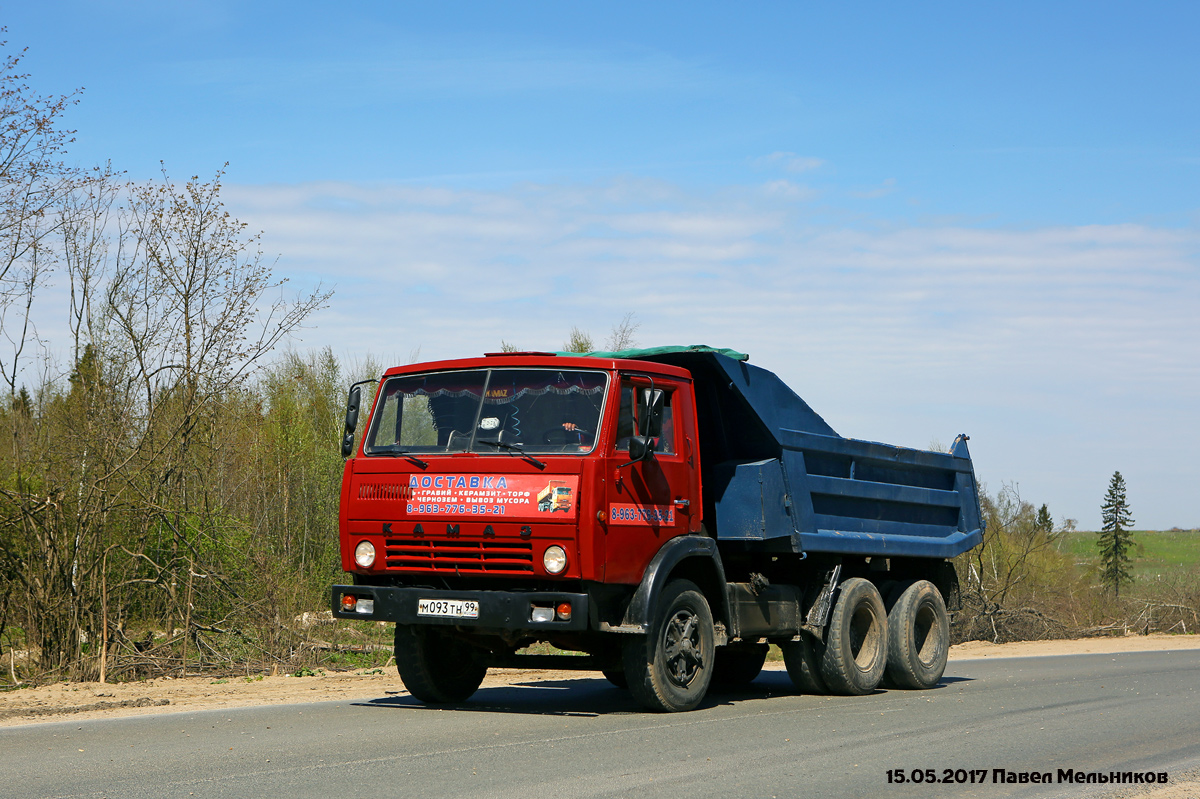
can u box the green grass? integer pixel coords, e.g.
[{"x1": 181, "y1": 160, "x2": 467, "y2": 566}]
[
  {"x1": 1059, "y1": 529, "x2": 1200, "y2": 583},
  {"x1": 291, "y1": 666, "x2": 324, "y2": 677}
]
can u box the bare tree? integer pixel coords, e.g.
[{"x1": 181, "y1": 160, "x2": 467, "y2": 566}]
[
  {"x1": 0, "y1": 35, "x2": 84, "y2": 395},
  {"x1": 604, "y1": 312, "x2": 640, "y2": 351},
  {"x1": 101, "y1": 166, "x2": 332, "y2": 661},
  {"x1": 0, "y1": 35, "x2": 95, "y2": 678},
  {"x1": 0, "y1": 163, "x2": 332, "y2": 680},
  {"x1": 0, "y1": 36, "x2": 351, "y2": 683},
  {"x1": 955, "y1": 484, "x2": 1073, "y2": 643},
  {"x1": 60, "y1": 163, "x2": 122, "y2": 360},
  {"x1": 112, "y1": 165, "x2": 330, "y2": 401}
]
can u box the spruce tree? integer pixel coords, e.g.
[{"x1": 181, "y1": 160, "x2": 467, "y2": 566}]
[
  {"x1": 1036, "y1": 504, "x2": 1054, "y2": 536},
  {"x1": 1098, "y1": 471, "x2": 1135, "y2": 596}
]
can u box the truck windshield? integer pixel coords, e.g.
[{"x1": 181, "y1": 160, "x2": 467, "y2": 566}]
[{"x1": 365, "y1": 368, "x2": 608, "y2": 455}]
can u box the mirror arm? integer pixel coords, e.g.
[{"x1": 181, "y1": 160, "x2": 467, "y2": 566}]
[
  {"x1": 347, "y1": 377, "x2": 379, "y2": 396},
  {"x1": 615, "y1": 435, "x2": 655, "y2": 468}
]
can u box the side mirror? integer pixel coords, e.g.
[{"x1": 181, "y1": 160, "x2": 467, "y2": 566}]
[
  {"x1": 627, "y1": 435, "x2": 655, "y2": 462},
  {"x1": 341, "y1": 385, "x2": 361, "y2": 458},
  {"x1": 636, "y1": 388, "x2": 664, "y2": 437}
]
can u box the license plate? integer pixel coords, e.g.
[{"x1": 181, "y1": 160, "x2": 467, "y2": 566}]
[{"x1": 417, "y1": 598, "x2": 480, "y2": 619}]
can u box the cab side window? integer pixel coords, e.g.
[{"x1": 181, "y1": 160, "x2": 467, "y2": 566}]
[{"x1": 615, "y1": 381, "x2": 675, "y2": 455}]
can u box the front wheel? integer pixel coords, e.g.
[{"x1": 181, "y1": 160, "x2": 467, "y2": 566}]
[
  {"x1": 623, "y1": 579, "x2": 715, "y2": 712},
  {"x1": 394, "y1": 625, "x2": 488, "y2": 704}
]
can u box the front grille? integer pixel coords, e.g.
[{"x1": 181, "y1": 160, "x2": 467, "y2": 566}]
[{"x1": 384, "y1": 538, "x2": 535, "y2": 574}]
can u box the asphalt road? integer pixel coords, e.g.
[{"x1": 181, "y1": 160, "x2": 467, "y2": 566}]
[{"x1": 3, "y1": 650, "x2": 1199, "y2": 799}]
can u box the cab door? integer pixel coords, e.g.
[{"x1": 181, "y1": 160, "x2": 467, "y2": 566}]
[{"x1": 603, "y1": 375, "x2": 698, "y2": 584}]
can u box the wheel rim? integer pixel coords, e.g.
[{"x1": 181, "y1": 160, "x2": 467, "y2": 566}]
[
  {"x1": 663, "y1": 609, "x2": 705, "y2": 687},
  {"x1": 914, "y1": 601, "x2": 942, "y2": 667},
  {"x1": 849, "y1": 602, "x2": 882, "y2": 672}
]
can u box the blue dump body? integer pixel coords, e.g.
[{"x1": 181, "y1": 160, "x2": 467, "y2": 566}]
[{"x1": 618, "y1": 348, "x2": 984, "y2": 560}]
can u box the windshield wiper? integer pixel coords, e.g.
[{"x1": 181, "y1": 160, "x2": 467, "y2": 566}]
[
  {"x1": 476, "y1": 439, "x2": 546, "y2": 470},
  {"x1": 371, "y1": 446, "x2": 429, "y2": 469}
]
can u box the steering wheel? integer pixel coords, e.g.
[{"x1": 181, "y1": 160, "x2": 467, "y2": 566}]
[{"x1": 543, "y1": 427, "x2": 592, "y2": 445}]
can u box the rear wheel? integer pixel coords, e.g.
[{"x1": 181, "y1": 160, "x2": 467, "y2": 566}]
[
  {"x1": 884, "y1": 580, "x2": 949, "y2": 689},
  {"x1": 623, "y1": 579, "x2": 715, "y2": 712},
  {"x1": 818, "y1": 577, "x2": 888, "y2": 695},
  {"x1": 394, "y1": 625, "x2": 488, "y2": 704},
  {"x1": 711, "y1": 642, "x2": 768, "y2": 689},
  {"x1": 781, "y1": 633, "x2": 827, "y2": 694}
]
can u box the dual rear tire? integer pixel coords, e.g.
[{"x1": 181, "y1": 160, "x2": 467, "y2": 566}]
[
  {"x1": 784, "y1": 577, "x2": 888, "y2": 695},
  {"x1": 781, "y1": 577, "x2": 948, "y2": 696}
]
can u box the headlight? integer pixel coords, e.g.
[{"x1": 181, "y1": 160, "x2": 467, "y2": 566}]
[
  {"x1": 354, "y1": 540, "x2": 376, "y2": 568},
  {"x1": 543, "y1": 545, "x2": 567, "y2": 574}
]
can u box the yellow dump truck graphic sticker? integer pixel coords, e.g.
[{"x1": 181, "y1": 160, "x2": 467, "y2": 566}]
[{"x1": 537, "y1": 480, "x2": 573, "y2": 513}]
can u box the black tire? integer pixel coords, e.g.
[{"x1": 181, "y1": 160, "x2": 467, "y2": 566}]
[
  {"x1": 884, "y1": 580, "x2": 949, "y2": 690},
  {"x1": 780, "y1": 633, "x2": 827, "y2": 694},
  {"x1": 711, "y1": 643, "x2": 768, "y2": 689},
  {"x1": 818, "y1": 577, "x2": 888, "y2": 695},
  {"x1": 877, "y1": 579, "x2": 906, "y2": 689},
  {"x1": 601, "y1": 669, "x2": 628, "y2": 689},
  {"x1": 394, "y1": 625, "x2": 487, "y2": 704},
  {"x1": 878, "y1": 579, "x2": 903, "y2": 609},
  {"x1": 623, "y1": 579, "x2": 715, "y2": 712}
]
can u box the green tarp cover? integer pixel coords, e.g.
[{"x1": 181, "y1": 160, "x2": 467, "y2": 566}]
[{"x1": 554, "y1": 344, "x2": 749, "y2": 361}]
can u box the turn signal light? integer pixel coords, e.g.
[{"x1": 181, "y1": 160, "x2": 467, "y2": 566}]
[
  {"x1": 555, "y1": 602, "x2": 572, "y2": 621},
  {"x1": 341, "y1": 594, "x2": 356, "y2": 612}
]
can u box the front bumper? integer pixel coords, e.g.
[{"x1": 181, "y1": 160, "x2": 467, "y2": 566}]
[{"x1": 331, "y1": 584, "x2": 590, "y2": 632}]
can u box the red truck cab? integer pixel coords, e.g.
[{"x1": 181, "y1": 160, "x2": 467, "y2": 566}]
[{"x1": 337, "y1": 353, "x2": 701, "y2": 590}]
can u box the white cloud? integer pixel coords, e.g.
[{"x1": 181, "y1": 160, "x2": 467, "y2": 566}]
[
  {"x1": 172, "y1": 44, "x2": 723, "y2": 105},
  {"x1": 762, "y1": 180, "x2": 820, "y2": 201},
  {"x1": 848, "y1": 177, "x2": 897, "y2": 199},
  {"x1": 754, "y1": 152, "x2": 826, "y2": 174},
  {"x1": 224, "y1": 178, "x2": 1200, "y2": 530}
]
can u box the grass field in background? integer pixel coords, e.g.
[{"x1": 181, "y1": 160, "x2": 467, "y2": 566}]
[{"x1": 1059, "y1": 530, "x2": 1200, "y2": 584}]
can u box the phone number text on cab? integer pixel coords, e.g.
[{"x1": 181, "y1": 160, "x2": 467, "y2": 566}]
[{"x1": 407, "y1": 503, "x2": 507, "y2": 515}]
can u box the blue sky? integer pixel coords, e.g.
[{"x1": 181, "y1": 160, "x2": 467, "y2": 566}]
[{"x1": 6, "y1": 2, "x2": 1199, "y2": 529}]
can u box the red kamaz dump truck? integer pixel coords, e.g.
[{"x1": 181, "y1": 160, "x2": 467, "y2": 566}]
[{"x1": 332, "y1": 346, "x2": 983, "y2": 712}]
